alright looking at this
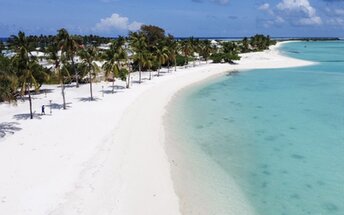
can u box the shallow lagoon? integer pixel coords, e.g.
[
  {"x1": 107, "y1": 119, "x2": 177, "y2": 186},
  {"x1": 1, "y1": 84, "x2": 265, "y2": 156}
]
[{"x1": 166, "y1": 41, "x2": 344, "y2": 214}]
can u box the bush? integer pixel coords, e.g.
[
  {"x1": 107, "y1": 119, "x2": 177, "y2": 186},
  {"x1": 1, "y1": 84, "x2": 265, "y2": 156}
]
[
  {"x1": 223, "y1": 53, "x2": 241, "y2": 64},
  {"x1": 176, "y1": 55, "x2": 187, "y2": 66},
  {"x1": 210, "y1": 53, "x2": 223, "y2": 63},
  {"x1": 118, "y1": 68, "x2": 128, "y2": 81}
]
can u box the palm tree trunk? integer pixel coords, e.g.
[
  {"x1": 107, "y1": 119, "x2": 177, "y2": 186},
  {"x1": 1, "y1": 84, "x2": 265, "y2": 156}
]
[
  {"x1": 61, "y1": 80, "x2": 66, "y2": 110},
  {"x1": 72, "y1": 57, "x2": 79, "y2": 88},
  {"x1": 149, "y1": 70, "x2": 152, "y2": 80},
  {"x1": 174, "y1": 58, "x2": 177, "y2": 72},
  {"x1": 126, "y1": 61, "x2": 131, "y2": 88},
  {"x1": 126, "y1": 72, "x2": 130, "y2": 88},
  {"x1": 27, "y1": 84, "x2": 33, "y2": 119},
  {"x1": 158, "y1": 62, "x2": 161, "y2": 77},
  {"x1": 112, "y1": 79, "x2": 115, "y2": 94},
  {"x1": 185, "y1": 53, "x2": 188, "y2": 68},
  {"x1": 89, "y1": 70, "x2": 93, "y2": 100},
  {"x1": 139, "y1": 64, "x2": 142, "y2": 84}
]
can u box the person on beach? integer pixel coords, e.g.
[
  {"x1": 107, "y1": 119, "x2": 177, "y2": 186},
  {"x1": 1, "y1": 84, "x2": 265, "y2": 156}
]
[{"x1": 41, "y1": 105, "x2": 45, "y2": 115}]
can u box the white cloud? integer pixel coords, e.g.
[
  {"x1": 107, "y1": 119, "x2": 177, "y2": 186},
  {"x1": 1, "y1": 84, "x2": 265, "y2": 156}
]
[
  {"x1": 324, "y1": 8, "x2": 344, "y2": 28},
  {"x1": 94, "y1": 13, "x2": 143, "y2": 32},
  {"x1": 258, "y1": 0, "x2": 322, "y2": 27},
  {"x1": 259, "y1": 3, "x2": 270, "y2": 11},
  {"x1": 334, "y1": 8, "x2": 344, "y2": 16},
  {"x1": 258, "y1": 3, "x2": 274, "y2": 15},
  {"x1": 276, "y1": 0, "x2": 322, "y2": 25},
  {"x1": 277, "y1": 0, "x2": 316, "y2": 16},
  {"x1": 299, "y1": 16, "x2": 322, "y2": 25},
  {"x1": 327, "y1": 17, "x2": 344, "y2": 26}
]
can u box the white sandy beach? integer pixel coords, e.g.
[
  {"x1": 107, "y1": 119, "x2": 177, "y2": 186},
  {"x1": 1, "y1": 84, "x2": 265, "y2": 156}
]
[{"x1": 0, "y1": 42, "x2": 315, "y2": 215}]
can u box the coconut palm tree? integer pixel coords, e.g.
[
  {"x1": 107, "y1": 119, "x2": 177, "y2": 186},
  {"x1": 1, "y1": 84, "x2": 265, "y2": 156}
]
[
  {"x1": 10, "y1": 31, "x2": 46, "y2": 119},
  {"x1": 79, "y1": 46, "x2": 100, "y2": 100},
  {"x1": 57, "y1": 28, "x2": 81, "y2": 87},
  {"x1": 46, "y1": 41, "x2": 70, "y2": 109},
  {"x1": 106, "y1": 36, "x2": 129, "y2": 88},
  {"x1": 181, "y1": 40, "x2": 191, "y2": 68},
  {"x1": 0, "y1": 56, "x2": 17, "y2": 102},
  {"x1": 188, "y1": 37, "x2": 199, "y2": 67},
  {"x1": 142, "y1": 51, "x2": 154, "y2": 80},
  {"x1": 154, "y1": 43, "x2": 168, "y2": 77},
  {"x1": 129, "y1": 32, "x2": 147, "y2": 84},
  {"x1": 168, "y1": 40, "x2": 179, "y2": 72},
  {"x1": 102, "y1": 49, "x2": 120, "y2": 93},
  {"x1": 200, "y1": 40, "x2": 213, "y2": 64}
]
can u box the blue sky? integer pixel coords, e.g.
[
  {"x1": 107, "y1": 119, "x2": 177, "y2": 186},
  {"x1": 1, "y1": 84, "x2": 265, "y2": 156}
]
[{"x1": 0, "y1": 0, "x2": 344, "y2": 37}]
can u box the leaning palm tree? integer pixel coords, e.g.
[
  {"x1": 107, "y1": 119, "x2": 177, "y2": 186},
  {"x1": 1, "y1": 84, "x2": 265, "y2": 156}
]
[
  {"x1": 79, "y1": 46, "x2": 100, "y2": 100},
  {"x1": 10, "y1": 31, "x2": 45, "y2": 119},
  {"x1": 129, "y1": 32, "x2": 147, "y2": 84}
]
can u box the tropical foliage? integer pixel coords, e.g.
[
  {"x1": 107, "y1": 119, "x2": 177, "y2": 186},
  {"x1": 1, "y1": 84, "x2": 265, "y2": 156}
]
[{"x1": 0, "y1": 26, "x2": 276, "y2": 118}]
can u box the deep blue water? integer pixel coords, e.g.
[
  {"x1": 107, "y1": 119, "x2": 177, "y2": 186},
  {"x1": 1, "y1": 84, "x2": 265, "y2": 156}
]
[{"x1": 167, "y1": 41, "x2": 344, "y2": 215}]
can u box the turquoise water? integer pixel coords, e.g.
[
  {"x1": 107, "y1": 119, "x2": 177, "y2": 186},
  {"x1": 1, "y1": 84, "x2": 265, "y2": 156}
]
[{"x1": 167, "y1": 41, "x2": 344, "y2": 214}]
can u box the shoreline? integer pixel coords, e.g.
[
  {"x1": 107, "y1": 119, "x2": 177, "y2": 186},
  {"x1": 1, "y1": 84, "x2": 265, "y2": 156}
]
[{"x1": 0, "y1": 42, "x2": 314, "y2": 215}]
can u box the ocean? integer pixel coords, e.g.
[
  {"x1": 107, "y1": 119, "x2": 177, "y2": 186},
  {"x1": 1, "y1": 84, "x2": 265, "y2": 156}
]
[{"x1": 165, "y1": 41, "x2": 344, "y2": 214}]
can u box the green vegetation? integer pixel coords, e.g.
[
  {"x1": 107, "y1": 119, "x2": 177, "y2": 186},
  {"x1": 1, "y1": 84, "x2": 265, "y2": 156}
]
[{"x1": 0, "y1": 26, "x2": 275, "y2": 118}]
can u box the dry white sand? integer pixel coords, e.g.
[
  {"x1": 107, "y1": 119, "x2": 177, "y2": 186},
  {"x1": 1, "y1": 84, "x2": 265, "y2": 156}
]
[{"x1": 0, "y1": 42, "x2": 314, "y2": 215}]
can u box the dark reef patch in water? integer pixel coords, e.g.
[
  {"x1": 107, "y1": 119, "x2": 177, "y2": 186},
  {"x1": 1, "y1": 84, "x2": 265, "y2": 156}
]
[
  {"x1": 323, "y1": 202, "x2": 339, "y2": 213},
  {"x1": 291, "y1": 154, "x2": 306, "y2": 160}
]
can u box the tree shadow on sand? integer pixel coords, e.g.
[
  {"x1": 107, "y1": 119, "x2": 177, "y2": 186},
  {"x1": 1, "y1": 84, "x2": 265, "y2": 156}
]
[
  {"x1": 103, "y1": 85, "x2": 126, "y2": 94},
  {"x1": 0, "y1": 122, "x2": 22, "y2": 138},
  {"x1": 49, "y1": 102, "x2": 72, "y2": 110},
  {"x1": 131, "y1": 80, "x2": 145, "y2": 84},
  {"x1": 36, "y1": 89, "x2": 54, "y2": 95},
  {"x1": 13, "y1": 113, "x2": 42, "y2": 120},
  {"x1": 78, "y1": 97, "x2": 101, "y2": 102}
]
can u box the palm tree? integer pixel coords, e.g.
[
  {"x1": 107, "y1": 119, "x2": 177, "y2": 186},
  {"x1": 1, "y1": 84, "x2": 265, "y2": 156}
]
[
  {"x1": 10, "y1": 31, "x2": 45, "y2": 119},
  {"x1": 181, "y1": 40, "x2": 191, "y2": 68},
  {"x1": 142, "y1": 51, "x2": 154, "y2": 80},
  {"x1": 102, "y1": 37, "x2": 129, "y2": 92},
  {"x1": 102, "y1": 48, "x2": 120, "y2": 93},
  {"x1": 188, "y1": 37, "x2": 199, "y2": 67},
  {"x1": 200, "y1": 40, "x2": 213, "y2": 64},
  {"x1": 129, "y1": 32, "x2": 147, "y2": 84},
  {"x1": 46, "y1": 41, "x2": 70, "y2": 109},
  {"x1": 0, "y1": 56, "x2": 17, "y2": 102},
  {"x1": 154, "y1": 43, "x2": 168, "y2": 77},
  {"x1": 79, "y1": 46, "x2": 100, "y2": 100},
  {"x1": 57, "y1": 28, "x2": 81, "y2": 87},
  {"x1": 169, "y1": 40, "x2": 179, "y2": 72}
]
